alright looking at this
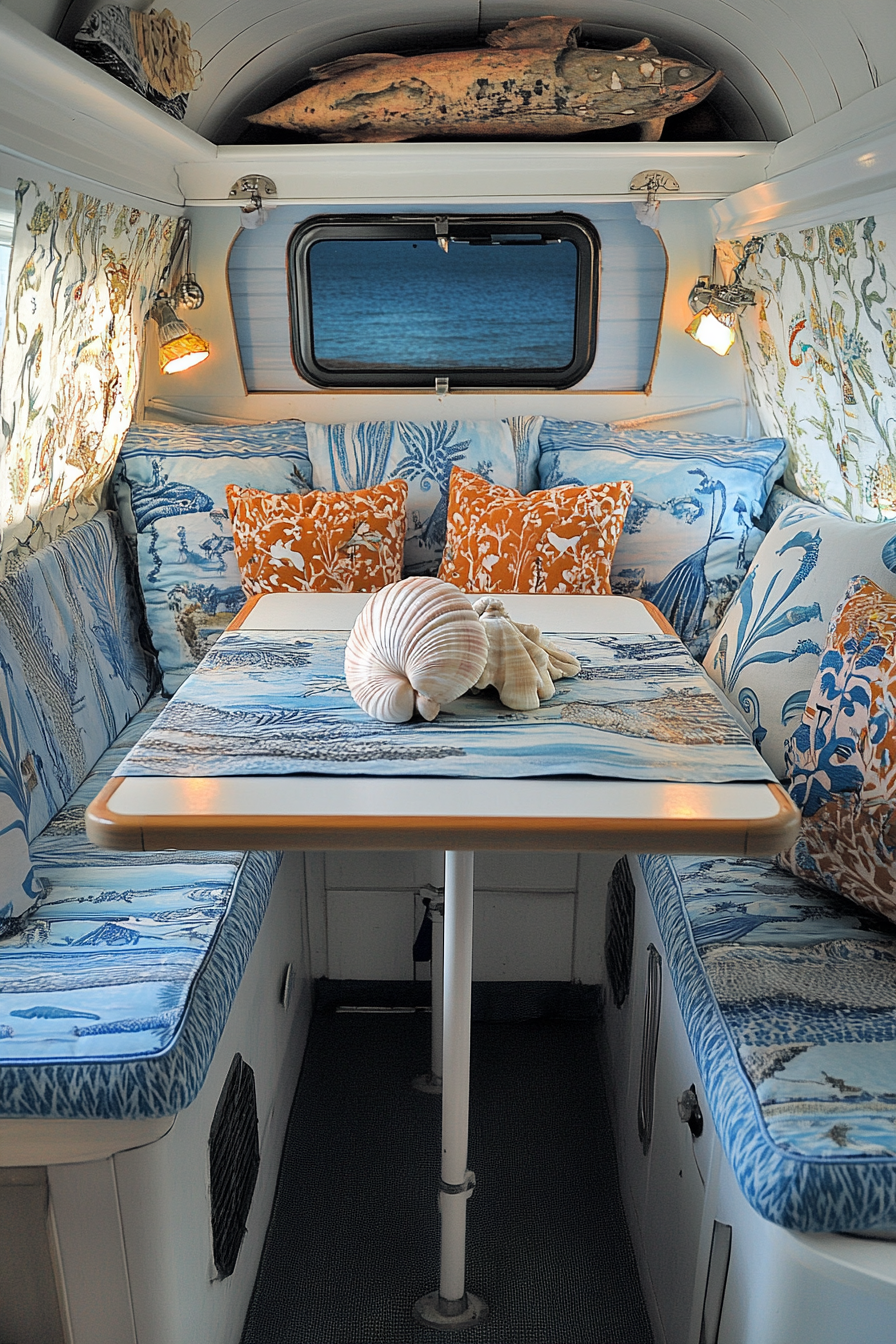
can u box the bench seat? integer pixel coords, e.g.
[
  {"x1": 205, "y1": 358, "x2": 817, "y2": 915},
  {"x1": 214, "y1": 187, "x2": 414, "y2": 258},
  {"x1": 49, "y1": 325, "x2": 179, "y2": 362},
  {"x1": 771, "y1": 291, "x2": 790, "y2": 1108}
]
[
  {"x1": 638, "y1": 852, "x2": 896, "y2": 1235},
  {"x1": 0, "y1": 513, "x2": 283, "y2": 1123},
  {"x1": 0, "y1": 697, "x2": 281, "y2": 1120}
]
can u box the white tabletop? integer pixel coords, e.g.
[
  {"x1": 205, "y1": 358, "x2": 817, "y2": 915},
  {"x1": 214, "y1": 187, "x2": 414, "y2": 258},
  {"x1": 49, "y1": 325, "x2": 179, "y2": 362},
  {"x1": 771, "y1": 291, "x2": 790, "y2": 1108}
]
[
  {"x1": 86, "y1": 593, "x2": 799, "y2": 856},
  {"x1": 235, "y1": 591, "x2": 665, "y2": 634}
]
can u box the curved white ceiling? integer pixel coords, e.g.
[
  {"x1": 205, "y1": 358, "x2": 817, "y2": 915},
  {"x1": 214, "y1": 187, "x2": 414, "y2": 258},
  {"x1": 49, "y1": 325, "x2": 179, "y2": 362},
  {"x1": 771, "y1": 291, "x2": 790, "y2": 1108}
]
[{"x1": 28, "y1": 0, "x2": 896, "y2": 144}]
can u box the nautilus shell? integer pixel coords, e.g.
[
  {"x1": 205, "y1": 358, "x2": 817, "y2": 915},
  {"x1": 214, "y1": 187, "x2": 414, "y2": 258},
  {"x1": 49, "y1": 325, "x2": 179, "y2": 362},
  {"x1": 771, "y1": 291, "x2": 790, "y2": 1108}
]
[
  {"x1": 345, "y1": 577, "x2": 489, "y2": 722},
  {"x1": 472, "y1": 597, "x2": 581, "y2": 711}
]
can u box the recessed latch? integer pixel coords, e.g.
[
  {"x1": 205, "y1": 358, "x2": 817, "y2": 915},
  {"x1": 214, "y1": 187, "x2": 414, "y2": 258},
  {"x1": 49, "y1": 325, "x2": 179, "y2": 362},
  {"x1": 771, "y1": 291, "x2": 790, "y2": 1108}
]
[
  {"x1": 677, "y1": 1084, "x2": 704, "y2": 1139},
  {"x1": 229, "y1": 175, "x2": 278, "y2": 228},
  {"x1": 629, "y1": 169, "x2": 679, "y2": 227},
  {"x1": 435, "y1": 377, "x2": 449, "y2": 395},
  {"x1": 435, "y1": 217, "x2": 450, "y2": 252}
]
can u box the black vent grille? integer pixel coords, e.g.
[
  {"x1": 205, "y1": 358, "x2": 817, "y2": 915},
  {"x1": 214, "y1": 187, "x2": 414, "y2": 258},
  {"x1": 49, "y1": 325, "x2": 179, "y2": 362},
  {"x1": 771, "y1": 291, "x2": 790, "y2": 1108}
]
[
  {"x1": 606, "y1": 858, "x2": 636, "y2": 1009},
  {"x1": 209, "y1": 1053, "x2": 260, "y2": 1278}
]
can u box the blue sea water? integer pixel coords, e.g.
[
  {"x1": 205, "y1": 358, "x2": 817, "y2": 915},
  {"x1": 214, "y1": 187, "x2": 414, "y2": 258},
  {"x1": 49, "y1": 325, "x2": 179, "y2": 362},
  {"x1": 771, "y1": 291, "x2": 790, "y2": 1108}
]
[{"x1": 308, "y1": 238, "x2": 578, "y2": 368}]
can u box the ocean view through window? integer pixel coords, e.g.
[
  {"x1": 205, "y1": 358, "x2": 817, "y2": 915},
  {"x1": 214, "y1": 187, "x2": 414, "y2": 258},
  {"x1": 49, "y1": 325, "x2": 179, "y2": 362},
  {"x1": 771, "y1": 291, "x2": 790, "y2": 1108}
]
[{"x1": 288, "y1": 215, "x2": 599, "y2": 389}]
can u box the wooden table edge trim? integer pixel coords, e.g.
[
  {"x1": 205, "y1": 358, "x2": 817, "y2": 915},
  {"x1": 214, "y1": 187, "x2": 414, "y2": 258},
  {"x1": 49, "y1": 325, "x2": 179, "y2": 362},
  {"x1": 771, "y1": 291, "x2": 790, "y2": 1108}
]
[
  {"x1": 637, "y1": 599, "x2": 677, "y2": 636},
  {"x1": 86, "y1": 777, "x2": 800, "y2": 856},
  {"x1": 227, "y1": 594, "x2": 262, "y2": 629}
]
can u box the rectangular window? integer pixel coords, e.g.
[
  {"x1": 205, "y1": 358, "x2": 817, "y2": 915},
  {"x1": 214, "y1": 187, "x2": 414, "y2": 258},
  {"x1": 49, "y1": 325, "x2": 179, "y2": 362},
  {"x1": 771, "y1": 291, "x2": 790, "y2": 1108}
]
[{"x1": 288, "y1": 214, "x2": 599, "y2": 389}]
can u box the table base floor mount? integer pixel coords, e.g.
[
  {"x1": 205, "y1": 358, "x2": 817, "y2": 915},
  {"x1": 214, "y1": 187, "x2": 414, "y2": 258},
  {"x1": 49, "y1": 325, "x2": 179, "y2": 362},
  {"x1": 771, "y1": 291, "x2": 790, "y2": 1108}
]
[{"x1": 412, "y1": 852, "x2": 489, "y2": 1331}]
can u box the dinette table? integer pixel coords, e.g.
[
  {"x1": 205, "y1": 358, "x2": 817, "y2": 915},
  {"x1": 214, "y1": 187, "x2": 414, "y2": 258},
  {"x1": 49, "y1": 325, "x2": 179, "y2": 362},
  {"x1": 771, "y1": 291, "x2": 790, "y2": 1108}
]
[{"x1": 86, "y1": 590, "x2": 799, "y2": 1331}]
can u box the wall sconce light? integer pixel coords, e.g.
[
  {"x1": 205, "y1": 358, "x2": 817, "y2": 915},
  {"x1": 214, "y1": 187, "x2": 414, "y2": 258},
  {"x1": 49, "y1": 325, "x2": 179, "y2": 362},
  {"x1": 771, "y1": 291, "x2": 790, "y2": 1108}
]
[
  {"x1": 150, "y1": 295, "x2": 210, "y2": 373},
  {"x1": 686, "y1": 238, "x2": 762, "y2": 356},
  {"x1": 149, "y1": 218, "x2": 209, "y2": 373}
]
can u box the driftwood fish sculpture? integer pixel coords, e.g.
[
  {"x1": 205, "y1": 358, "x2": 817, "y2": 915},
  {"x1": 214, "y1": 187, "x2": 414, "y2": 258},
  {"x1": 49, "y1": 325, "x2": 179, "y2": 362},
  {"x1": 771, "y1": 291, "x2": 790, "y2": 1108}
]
[{"x1": 249, "y1": 16, "x2": 723, "y2": 142}]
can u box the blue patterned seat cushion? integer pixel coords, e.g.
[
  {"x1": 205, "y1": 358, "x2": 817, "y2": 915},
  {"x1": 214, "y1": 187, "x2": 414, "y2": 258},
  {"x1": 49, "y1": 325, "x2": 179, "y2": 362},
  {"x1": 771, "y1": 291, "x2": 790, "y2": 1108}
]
[
  {"x1": 639, "y1": 852, "x2": 896, "y2": 1233},
  {"x1": 0, "y1": 700, "x2": 281, "y2": 1119},
  {"x1": 113, "y1": 421, "x2": 315, "y2": 692},
  {"x1": 537, "y1": 421, "x2": 787, "y2": 659}
]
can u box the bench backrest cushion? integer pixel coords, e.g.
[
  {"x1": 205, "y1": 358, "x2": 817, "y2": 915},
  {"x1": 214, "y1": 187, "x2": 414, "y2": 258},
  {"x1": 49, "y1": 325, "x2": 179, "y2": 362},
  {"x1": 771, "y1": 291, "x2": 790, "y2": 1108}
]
[
  {"x1": 537, "y1": 421, "x2": 787, "y2": 659},
  {"x1": 0, "y1": 511, "x2": 154, "y2": 841},
  {"x1": 0, "y1": 658, "x2": 43, "y2": 936},
  {"x1": 704, "y1": 502, "x2": 896, "y2": 778},
  {"x1": 304, "y1": 418, "x2": 543, "y2": 577},
  {"x1": 114, "y1": 421, "x2": 315, "y2": 692}
]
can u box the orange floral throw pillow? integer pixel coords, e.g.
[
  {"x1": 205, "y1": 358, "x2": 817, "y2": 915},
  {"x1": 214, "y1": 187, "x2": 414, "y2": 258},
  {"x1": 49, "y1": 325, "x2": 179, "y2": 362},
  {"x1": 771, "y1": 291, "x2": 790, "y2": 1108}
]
[
  {"x1": 226, "y1": 478, "x2": 407, "y2": 595},
  {"x1": 437, "y1": 466, "x2": 633, "y2": 594}
]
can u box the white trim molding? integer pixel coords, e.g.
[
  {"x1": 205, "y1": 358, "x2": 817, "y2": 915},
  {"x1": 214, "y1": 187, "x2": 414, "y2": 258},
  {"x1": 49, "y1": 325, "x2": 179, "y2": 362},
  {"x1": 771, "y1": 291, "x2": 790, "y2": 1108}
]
[{"x1": 713, "y1": 80, "x2": 896, "y2": 236}]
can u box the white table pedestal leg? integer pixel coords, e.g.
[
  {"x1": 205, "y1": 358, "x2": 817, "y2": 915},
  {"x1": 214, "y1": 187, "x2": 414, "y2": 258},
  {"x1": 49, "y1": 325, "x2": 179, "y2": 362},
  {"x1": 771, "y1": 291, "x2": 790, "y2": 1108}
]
[{"x1": 413, "y1": 851, "x2": 488, "y2": 1330}]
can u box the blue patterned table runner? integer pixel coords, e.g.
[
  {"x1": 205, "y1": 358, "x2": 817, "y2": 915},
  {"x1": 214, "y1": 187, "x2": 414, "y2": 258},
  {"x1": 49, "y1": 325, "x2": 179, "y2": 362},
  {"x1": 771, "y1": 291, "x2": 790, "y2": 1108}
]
[{"x1": 116, "y1": 630, "x2": 775, "y2": 783}]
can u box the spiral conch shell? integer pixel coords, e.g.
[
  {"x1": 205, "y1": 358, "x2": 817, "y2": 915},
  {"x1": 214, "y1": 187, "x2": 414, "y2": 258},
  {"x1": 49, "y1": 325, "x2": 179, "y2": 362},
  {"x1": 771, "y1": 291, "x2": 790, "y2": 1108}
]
[
  {"x1": 472, "y1": 597, "x2": 581, "y2": 711},
  {"x1": 345, "y1": 577, "x2": 489, "y2": 722}
]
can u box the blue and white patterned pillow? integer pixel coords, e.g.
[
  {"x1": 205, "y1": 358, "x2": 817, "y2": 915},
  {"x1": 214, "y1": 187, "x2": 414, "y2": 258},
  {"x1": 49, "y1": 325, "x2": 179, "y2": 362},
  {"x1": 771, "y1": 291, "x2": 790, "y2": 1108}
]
[
  {"x1": 0, "y1": 692, "x2": 43, "y2": 937},
  {"x1": 0, "y1": 513, "x2": 153, "y2": 839},
  {"x1": 114, "y1": 421, "x2": 314, "y2": 692},
  {"x1": 0, "y1": 639, "x2": 44, "y2": 935},
  {"x1": 703, "y1": 503, "x2": 896, "y2": 779},
  {"x1": 0, "y1": 793, "x2": 41, "y2": 937},
  {"x1": 305, "y1": 418, "x2": 543, "y2": 576},
  {"x1": 537, "y1": 421, "x2": 788, "y2": 658}
]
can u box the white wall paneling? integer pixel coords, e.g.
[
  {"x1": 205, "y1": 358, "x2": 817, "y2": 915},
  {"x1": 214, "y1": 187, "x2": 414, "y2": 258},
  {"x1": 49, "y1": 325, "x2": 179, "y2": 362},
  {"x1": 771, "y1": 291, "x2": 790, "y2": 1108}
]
[
  {"x1": 146, "y1": 197, "x2": 750, "y2": 433},
  {"x1": 306, "y1": 850, "x2": 604, "y2": 986},
  {"x1": 227, "y1": 201, "x2": 667, "y2": 394},
  {"x1": 713, "y1": 90, "x2": 896, "y2": 236},
  {"x1": 0, "y1": 8, "x2": 212, "y2": 208},
  {"x1": 326, "y1": 888, "x2": 418, "y2": 981}
]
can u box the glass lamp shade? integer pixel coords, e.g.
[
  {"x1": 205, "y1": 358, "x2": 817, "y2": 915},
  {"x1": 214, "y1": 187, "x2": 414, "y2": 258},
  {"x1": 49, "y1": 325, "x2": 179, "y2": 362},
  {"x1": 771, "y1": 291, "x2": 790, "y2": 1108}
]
[
  {"x1": 151, "y1": 297, "x2": 210, "y2": 373},
  {"x1": 685, "y1": 306, "x2": 737, "y2": 357},
  {"x1": 160, "y1": 331, "x2": 211, "y2": 373}
]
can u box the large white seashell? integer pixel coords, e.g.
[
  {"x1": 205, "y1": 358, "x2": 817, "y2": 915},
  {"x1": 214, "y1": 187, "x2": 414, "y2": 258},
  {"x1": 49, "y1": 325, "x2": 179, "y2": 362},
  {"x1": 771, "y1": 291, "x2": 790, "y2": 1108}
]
[
  {"x1": 472, "y1": 597, "x2": 581, "y2": 711},
  {"x1": 345, "y1": 577, "x2": 489, "y2": 722}
]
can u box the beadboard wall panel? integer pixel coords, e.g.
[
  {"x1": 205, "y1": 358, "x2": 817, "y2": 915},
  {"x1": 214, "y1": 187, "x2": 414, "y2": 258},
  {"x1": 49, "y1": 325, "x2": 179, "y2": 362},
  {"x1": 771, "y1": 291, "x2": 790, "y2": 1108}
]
[{"x1": 227, "y1": 203, "x2": 667, "y2": 395}]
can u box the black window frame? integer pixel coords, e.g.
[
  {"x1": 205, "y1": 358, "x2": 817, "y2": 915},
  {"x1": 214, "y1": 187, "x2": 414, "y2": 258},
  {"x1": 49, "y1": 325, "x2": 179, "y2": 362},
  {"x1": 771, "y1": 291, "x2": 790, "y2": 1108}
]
[{"x1": 287, "y1": 213, "x2": 600, "y2": 390}]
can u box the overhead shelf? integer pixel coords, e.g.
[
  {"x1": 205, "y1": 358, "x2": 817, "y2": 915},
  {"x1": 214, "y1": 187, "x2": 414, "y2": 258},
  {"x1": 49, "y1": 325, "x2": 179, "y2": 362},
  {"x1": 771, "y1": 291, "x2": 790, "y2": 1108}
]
[
  {"x1": 0, "y1": 6, "x2": 892, "y2": 232},
  {"x1": 177, "y1": 141, "x2": 775, "y2": 207}
]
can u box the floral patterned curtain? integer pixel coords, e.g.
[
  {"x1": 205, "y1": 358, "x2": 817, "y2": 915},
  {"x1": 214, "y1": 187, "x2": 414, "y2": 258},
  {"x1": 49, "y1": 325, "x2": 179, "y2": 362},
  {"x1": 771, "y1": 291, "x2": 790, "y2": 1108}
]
[
  {"x1": 718, "y1": 214, "x2": 896, "y2": 521},
  {"x1": 0, "y1": 179, "x2": 176, "y2": 576}
]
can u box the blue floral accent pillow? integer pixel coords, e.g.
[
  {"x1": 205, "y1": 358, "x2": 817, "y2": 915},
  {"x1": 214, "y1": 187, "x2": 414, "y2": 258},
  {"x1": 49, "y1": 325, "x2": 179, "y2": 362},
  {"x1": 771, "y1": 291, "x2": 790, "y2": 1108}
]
[
  {"x1": 0, "y1": 798, "x2": 41, "y2": 937},
  {"x1": 305, "y1": 418, "x2": 543, "y2": 576},
  {"x1": 704, "y1": 505, "x2": 896, "y2": 779},
  {"x1": 0, "y1": 644, "x2": 44, "y2": 936},
  {"x1": 0, "y1": 724, "x2": 42, "y2": 938},
  {"x1": 114, "y1": 421, "x2": 314, "y2": 692},
  {"x1": 537, "y1": 420, "x2": 787, "y2": 658},
  {"x1": 778, "y1": 576, "x2": 896, "y2": 926}
]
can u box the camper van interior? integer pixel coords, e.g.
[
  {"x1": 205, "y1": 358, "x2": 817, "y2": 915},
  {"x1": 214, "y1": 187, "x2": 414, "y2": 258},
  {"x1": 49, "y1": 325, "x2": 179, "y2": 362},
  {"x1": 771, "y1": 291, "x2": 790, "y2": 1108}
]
[{"x1": 1, "y1": 3, "x2": 895, "y2": 1343}]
